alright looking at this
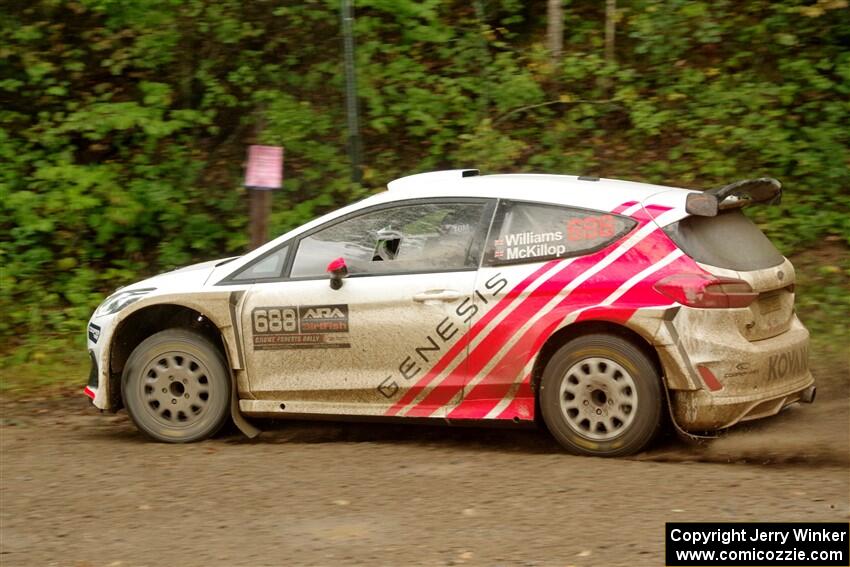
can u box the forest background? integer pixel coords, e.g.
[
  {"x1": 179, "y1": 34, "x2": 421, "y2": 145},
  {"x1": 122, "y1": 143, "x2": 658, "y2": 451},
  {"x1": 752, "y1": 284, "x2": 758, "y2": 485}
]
[{"x1": 1, "y1": 0, "x2": 847, "y2": 390}]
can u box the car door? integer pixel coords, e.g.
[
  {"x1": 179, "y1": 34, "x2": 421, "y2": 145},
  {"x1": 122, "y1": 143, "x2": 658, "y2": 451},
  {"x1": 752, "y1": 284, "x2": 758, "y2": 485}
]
[{"x1": 238, "y1": 198, "x2": 495, "y2": 417}]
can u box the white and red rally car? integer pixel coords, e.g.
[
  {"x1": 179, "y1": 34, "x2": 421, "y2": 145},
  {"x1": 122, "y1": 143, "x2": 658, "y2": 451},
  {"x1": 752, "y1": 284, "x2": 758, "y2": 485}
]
[{"x1": 85, "y1": 170, "x2": 815, "y2": 456}]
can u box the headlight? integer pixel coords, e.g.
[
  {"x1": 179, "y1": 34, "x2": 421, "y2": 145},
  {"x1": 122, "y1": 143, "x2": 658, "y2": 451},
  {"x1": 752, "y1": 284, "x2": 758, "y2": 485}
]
[{"x1": 94, "y1": 288, "x2": 156, "y2": 317}]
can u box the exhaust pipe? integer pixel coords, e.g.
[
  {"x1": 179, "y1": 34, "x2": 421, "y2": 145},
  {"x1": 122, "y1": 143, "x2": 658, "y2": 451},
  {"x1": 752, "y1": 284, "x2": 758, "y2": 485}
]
[{"x1": 800, "y1": 386, "x2": 816, "y2": 404}]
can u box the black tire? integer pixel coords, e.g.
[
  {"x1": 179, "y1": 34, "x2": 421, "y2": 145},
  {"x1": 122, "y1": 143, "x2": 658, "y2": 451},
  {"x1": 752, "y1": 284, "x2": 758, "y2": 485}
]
[
  {"x1": 122, "y1": 329, "x2": 231, "y2": 443},
  {"x1": 539, "y1": 333, "x2": 662, "y2": 457}
]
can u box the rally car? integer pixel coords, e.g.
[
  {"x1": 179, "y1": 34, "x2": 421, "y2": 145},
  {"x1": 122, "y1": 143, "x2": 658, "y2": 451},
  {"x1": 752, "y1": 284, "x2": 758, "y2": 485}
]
[{"x1": 84, "y1": 170, "x2": 815, "y2": 456}]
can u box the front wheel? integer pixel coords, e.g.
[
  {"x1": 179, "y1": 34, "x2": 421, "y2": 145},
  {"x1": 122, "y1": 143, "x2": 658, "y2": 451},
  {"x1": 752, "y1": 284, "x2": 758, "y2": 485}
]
[
  {"x1": 539, "y1": 333, "x2": 663, "y2": 457},
  {"x1": 122, "y1": 329, "x2": 231, "y2": 443}
]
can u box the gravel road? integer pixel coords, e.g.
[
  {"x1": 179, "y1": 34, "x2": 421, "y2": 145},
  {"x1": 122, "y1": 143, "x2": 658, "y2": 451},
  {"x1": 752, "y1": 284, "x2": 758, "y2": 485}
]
[{"x1": 1, "y1": 374, "x2": 847, "y2": 567}]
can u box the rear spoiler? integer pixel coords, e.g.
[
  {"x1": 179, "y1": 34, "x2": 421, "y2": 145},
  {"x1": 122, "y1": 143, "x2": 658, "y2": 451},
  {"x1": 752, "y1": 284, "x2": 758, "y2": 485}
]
[{"x1": 685, "y1": 178, "x2": 782, "y2": 217}]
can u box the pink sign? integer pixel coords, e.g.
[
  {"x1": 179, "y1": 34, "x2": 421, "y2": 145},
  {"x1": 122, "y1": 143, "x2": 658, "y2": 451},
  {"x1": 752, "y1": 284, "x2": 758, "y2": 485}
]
[{"x1": 245, "y1": 145, "x2": 283, "y2": 189}]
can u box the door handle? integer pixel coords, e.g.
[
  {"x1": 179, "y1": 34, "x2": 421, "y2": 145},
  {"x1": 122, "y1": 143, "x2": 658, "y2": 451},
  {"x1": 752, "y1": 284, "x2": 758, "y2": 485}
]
[{"x1": 413, "y1": 289, "x2": 463, "y2": 304}]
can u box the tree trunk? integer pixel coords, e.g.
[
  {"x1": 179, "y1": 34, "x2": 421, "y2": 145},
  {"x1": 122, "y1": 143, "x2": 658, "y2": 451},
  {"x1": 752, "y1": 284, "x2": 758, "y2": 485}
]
[
  {"x1": 605, "y1": 0, "x2": 616, "y2": 66},
  {"x1": 547, "y1": 0, "x2": 564, "y2": 63}
]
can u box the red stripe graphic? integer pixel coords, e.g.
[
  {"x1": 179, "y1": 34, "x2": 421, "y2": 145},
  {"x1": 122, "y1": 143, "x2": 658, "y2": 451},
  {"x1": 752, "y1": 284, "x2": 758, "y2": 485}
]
[
  {"x1": 448, "y1": 315, "x2": 568, "y2": 419},
  {"x1": 422, "y1": 203, "x2": 666, "y2": 416},
  {"x1": 574, "y1": 254, "x2": 696, "y2": 324},
  {"x1": 83, "y1": 386, "x2": 95, "y2": 400},
  {"x1": 446, "y1": 223, "x2": 684, "y2": 419},
  {"x1": 612, "y1": 201, "x2": 638, "y2": 215},
  {"x1": 491, "y1": 206, "x2": 685, "y2": 421},
  {"x1": 483, "y1": 208, "x2": 693, "y2": 420},
  {"x1": 405, "y1": 252, "x2": 606, "y2": 417},
  {"x1": 472, "y1": 250, "x2": 700, "y2": 419},
  {"x1": 388, "y1": 200, "x2": 656, "y2": 418},
  {"x1": 495, "y1": 375, "x2": 534, "y2": 420},
  {"x1": 384, "y1": 259, "x2": 559, "y2": 416},
  {"x1": 448, "y1": 295, "x2": 626, "y2": 419},
  {"x1": 644, "y1": 203, "x2": 674, "y2": 220}
]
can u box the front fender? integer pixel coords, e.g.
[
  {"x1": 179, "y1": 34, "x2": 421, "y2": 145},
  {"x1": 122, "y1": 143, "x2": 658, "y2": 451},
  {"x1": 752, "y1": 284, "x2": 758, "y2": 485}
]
[{"x1": 92, "y1": 289, "x2": 249, "y2": 411}]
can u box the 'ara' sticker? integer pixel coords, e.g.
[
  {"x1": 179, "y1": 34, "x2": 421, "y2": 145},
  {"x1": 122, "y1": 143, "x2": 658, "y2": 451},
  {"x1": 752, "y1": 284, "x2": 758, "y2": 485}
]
[{"x1": 251, "y1": 304, "x2": 350, "y2": 350}]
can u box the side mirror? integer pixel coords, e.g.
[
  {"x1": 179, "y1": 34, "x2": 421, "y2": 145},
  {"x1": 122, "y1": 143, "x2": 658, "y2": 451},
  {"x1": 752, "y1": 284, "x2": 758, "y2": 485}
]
[{"x1": 326, "y1": 257, "x2": 348, "y2": 290}]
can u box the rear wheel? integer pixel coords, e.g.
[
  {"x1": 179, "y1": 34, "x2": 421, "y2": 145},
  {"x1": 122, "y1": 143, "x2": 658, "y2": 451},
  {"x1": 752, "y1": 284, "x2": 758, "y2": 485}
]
[
  {"x1": 539, "y1": 333, "x2": 662, "y2": 457},
  {"x1": 122, "y1": 329, "x2": 231, "y2": 443}
]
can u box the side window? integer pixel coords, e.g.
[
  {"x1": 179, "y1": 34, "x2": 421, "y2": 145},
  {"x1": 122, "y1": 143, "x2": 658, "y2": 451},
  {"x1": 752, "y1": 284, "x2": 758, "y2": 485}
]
[
  {"x1": 289, "y1": 201, "x2": 491, "y2": 278},
  {"x1": 230, "y1": 245, "x2": 290, "y2": 281},
  {"x1": 484, "y1": 201, "x2": 636, "y2": 266}
]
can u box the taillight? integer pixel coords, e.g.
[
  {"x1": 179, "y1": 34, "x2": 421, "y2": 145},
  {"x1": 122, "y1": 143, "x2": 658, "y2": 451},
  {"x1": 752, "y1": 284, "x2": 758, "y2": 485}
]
[{"x1": 653, "y1": 274, "x2": 757, "y2": 309}]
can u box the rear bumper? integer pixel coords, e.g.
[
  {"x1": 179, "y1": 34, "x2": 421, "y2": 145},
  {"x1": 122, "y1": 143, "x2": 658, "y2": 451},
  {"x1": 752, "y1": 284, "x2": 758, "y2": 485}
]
[
  {"x1": 671, "y1": 369, "x2": 814, "y2": 431},
  {"x1": 659, "y1": 309, "x2": 814, "y2": 431}
]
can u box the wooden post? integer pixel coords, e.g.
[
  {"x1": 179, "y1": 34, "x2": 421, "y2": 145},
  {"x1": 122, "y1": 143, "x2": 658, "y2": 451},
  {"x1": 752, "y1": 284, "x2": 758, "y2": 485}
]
[
  {"x1": 340, "y1": 0, "x2": 362, "y2": 183},
  {"x1": 249, "y1": 189, "x2": 271, "y2": 250},
  {"x1": 547, "y1": 0, "x2": 564, "y2": 63},
  {"x1": 605, "y1": 0, "x2": 616, "y2": 67},
  {"x1": 600, "y1": 0, "x2": 616, "y2": 94}
]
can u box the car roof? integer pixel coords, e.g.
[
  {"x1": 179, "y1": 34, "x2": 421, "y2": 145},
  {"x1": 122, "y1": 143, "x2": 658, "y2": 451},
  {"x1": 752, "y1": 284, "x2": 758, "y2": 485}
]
[{"x1": 377, "y1": 170, "x2": 696, "y2": 212}]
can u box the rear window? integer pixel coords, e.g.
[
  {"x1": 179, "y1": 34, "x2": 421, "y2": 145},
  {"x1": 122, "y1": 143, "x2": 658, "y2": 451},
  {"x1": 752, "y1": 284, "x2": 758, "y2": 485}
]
[
  {"x1": 664, "y1": 210, "x2": 784, "y2": 271},
  {"x1": 484, "y1": 201, "x2": 636, "y2": 266}
]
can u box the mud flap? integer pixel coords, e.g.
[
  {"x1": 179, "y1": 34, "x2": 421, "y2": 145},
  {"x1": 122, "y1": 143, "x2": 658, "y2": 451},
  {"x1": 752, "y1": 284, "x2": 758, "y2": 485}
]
[
  {"x1": 662, "y1": 377, "x2": 717, "y2": 443},
  {"x1": 230, "y1": 373, "x2": 261, "y2": 439}
]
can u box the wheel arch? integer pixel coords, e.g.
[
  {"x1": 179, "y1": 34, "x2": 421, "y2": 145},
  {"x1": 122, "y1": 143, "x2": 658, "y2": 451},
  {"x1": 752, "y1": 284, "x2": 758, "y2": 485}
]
[
  {"x1": 530, "y1": 320, "x2": 663, "y2": 408},
  {"x1": 107, "y1": 304, "x2": 229, "y2": 410}
]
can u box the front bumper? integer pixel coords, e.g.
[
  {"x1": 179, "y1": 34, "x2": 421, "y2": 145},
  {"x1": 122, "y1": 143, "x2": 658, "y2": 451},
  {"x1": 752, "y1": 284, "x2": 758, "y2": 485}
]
[
  {"x1": 85, "y1": 316, "x2": 117, "y2": 410},
  {"x1": 660, "y1": 309, "x2": 814, "y2": 431}
]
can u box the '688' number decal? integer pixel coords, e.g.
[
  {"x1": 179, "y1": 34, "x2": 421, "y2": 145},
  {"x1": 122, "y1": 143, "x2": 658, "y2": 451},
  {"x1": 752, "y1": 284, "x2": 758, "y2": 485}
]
[
  {"x1": 250, "y1": 304, "x2": 350, "y2": 350},
  {"x1": 253, "y1": 307, "x2": 298, "y2": 334}
]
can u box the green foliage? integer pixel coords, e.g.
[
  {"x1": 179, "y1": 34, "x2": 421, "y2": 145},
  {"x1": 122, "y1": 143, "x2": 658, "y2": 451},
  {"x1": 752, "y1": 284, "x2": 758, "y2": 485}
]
[
  {"x1": 1, "y1": 0, "x2": 848, "y2": 353},
  {"x1": 791, "y1": 244, "x2": 850, "y2": 355}
]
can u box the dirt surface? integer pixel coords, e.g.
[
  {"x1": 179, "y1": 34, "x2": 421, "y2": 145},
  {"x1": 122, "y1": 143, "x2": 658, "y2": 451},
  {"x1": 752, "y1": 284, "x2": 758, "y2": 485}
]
[{"x1": 1, "y1": 369, "x2": 848, "y2": 567}]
